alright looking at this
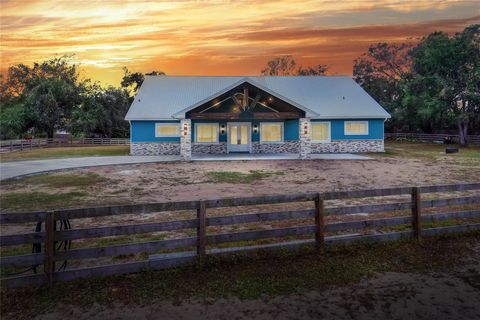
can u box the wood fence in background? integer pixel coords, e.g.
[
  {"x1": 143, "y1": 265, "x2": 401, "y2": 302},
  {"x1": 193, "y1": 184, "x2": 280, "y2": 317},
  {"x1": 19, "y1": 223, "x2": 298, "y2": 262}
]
[
  {"x1": 386, "y1": 132, "x2": 480, "y2": 145},
  {"x1": 1, "y1": 183, "x2": 479, "y2": 288},
  {"x1": 0, "y1": 138, "x2": 129, "y2": 152}
]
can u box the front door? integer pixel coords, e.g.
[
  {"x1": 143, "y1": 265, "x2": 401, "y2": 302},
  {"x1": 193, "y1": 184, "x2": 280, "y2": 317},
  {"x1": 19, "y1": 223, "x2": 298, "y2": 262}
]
[{"x1": 227, "y1": 123, "x2": 250, "y2": 153}]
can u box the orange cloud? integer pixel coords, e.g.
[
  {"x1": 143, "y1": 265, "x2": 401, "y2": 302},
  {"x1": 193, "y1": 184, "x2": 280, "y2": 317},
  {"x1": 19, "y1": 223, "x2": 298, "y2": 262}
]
[{"x1": 1, "y1": 0, "x2": 478, "y2": 85}]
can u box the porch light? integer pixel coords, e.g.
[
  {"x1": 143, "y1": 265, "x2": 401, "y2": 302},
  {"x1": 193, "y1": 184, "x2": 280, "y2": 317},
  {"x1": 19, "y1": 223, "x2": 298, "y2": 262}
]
[
  {"x1": 183, "y1": 124, "x2": 189, "y2": 136},
  {"x1": 220, "y1": 124, "x2": 226, "y2": 134},
  {"x1": 304, "y1": 125, "x2": 308, "y2": 135},
  {"x1": 253, "y1": 124, "x2": 258, "y2": 133}
]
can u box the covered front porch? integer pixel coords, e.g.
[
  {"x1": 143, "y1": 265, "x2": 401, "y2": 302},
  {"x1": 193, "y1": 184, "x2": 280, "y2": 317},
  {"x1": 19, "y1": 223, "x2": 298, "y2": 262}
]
[{"x1": 178, "y1": 81, "x2": 311, "y2": 160}]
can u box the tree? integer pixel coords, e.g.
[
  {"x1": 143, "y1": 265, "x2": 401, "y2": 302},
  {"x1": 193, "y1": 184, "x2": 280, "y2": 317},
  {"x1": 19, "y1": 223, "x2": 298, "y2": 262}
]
[
  {"x1": 261, "y1": 55, "x2": 328, "y2": 76},
  {"x1": 95, "y1": 87, "x2": 131, "y2": 137},
  {"x1": 410, "y1": 25, "x2": 480, "y2": 145},
  {"x1": 0, "y1": 56, "x2": 85, "y2": 138},
  {"x1": 121, "y1": 67, "x2": 145, "y2": 95},
  {"x1": 296, "y1": 64, "x2": 329, "y2": 76},
  {"x1": 0, "y1": 56, "x2": 133, "y2": 139},
  {"x1": 70, "y1": 84, "x2": 130, "y2": 138},
  {"x1": 121, "y1": 68, "x2": 165, "y2": 96},
  {"x1": 353, "y1": 43, "x2": 414, "y2": 131}
]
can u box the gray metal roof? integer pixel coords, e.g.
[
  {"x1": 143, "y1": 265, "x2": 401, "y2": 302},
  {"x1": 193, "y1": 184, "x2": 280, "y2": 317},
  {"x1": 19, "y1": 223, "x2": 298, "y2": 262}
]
[{"x1": 125, "y1": 76, "x2": 391, "y2": 120}]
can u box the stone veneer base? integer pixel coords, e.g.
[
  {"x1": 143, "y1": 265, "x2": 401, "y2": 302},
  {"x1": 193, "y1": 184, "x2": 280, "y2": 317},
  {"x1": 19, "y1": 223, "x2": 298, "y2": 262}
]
[
  {"x1": 193, "y1": 143, "x2": 227, "y2": 154},
  {"x1": 131, "y1": 140, "x2": 384, "y2": 156},
  {"x1": 310, "y1": 140, "x2": 384, "y2": 153},
  {"x1": 130, "y1": 142, "x2": 180, "y2": 155},
  {"x1": 252, "y1": 141, "x2": 299, "y2": 153}
]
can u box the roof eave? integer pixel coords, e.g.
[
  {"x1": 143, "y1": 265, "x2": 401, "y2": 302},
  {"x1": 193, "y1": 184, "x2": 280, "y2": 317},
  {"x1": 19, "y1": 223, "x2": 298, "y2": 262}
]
[{"x1": 171, "y1": 77, "x2": 320, "y2": 118}]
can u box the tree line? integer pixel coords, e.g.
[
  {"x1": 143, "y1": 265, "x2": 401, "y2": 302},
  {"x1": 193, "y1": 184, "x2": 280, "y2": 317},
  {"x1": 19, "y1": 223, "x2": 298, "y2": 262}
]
[
  {"x1": 260, "y1": 25, "x2": 479, "y2": 146},
  {"x1": 0, "y1": 24, "x2": 478, "y2": 144},
  {"x1": 0, "y1": 58, "x2": 160, "y2": 139},
  {"x1": 354, "y1": 24, "x2": 480, "y2": 145}
]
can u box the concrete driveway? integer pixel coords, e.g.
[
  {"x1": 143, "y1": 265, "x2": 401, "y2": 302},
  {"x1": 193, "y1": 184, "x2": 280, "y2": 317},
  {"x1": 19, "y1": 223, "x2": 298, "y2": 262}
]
[
  {"x1": 0, "y1": 153, "x2": 371, "y2": 180},
  {"x1": 0, "y1": 156, "x2": 181, "y2": 180}
]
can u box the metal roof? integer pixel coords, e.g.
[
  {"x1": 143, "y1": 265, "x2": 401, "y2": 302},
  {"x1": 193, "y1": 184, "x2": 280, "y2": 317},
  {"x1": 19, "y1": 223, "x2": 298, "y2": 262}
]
[{"x1": 125, "y1": 76, "x2": 391, "y2": 120}]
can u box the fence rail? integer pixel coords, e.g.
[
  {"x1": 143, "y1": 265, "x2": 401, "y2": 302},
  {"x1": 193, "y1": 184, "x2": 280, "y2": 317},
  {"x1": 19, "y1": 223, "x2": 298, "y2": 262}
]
[
  {"x1": 386, "y1": 132, "x2": 480, "y2": 144},
  {"x1": 1, "y1": 182, "x2": 479, "y2": 288},
  {"x1": 0, "y1": 138, "x2": 129, "y2": 152}
]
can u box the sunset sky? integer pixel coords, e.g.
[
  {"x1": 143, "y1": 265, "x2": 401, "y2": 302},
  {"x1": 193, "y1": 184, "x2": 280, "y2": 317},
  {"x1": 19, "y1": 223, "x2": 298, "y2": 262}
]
[{"x1": 1, "y1": 0, "x2": 479, "y2": 86}]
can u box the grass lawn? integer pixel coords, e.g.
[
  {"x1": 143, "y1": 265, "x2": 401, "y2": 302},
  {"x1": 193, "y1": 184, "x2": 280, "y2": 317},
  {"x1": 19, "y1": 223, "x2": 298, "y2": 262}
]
[
  {"x1": 0, "y1": 145, "x2": 129, "y2": 162},
  {"x1": 369, "y1": 140, "x2": 480, "y2": 160}
]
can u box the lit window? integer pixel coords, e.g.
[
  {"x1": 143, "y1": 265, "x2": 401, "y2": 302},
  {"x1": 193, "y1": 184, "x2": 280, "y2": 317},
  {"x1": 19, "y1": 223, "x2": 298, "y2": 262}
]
[
  {"x1": 155, "y1": 123, "x2": 180, "y2": 137},
  {"x1": 260, "y1": 123, "x2": 283, "y2": 143},
  {"x1": 311, "y1": 122, "x2": 330, "y2": 142},
  {"x1": 345, "y1": 121, "x2": 368, "y2": 135},
  {"x1": 195, "y1": 123, "x2": 218, "y2": 143}
]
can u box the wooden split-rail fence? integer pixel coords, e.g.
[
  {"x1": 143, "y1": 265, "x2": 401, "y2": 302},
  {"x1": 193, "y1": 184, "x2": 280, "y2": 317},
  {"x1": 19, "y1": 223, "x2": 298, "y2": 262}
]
[
  {"x1": 1, "y1": 183, "x2": 479, "y2": 288},
  {"x1": 386, "y1": 133, "x2": 480, "y2": 145},
  {"x1": 0, "y1": 138, "x2": 129, "y2": 153}
]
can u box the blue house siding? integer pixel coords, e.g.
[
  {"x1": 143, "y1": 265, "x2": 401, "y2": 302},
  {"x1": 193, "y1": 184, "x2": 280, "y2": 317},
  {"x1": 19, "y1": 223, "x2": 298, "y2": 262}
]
[
  {"x1": 131, "y1": 120, "x2": 181, "y2": 142},
  {"x1": 190, "y1": 119, "x2": 299, "y2": 143},
  {"x1": 130, "y1": 118, "x2": 384, "y2": 144},
  {"x1": 312, "y1": 119, "x2": 384, "y2": 140}
]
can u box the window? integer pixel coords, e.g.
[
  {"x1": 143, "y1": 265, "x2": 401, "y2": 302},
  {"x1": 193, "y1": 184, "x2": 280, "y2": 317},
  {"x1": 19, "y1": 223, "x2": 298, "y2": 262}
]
[
  {"x1": 260, "y1": 123, "x2": 283, "y2": 143},
  {"x1": 155, "y1": 123, "x2": 180, "y2": 137},
  {"x1": 311, "y1": 122, "x2": 330, "y2": 142},
  {"x1": 195, "y1": 123, "x2": 219, "y2": 143},
  {"x1": 344, "y1": 121, "x2": 369, "y2": 135}
]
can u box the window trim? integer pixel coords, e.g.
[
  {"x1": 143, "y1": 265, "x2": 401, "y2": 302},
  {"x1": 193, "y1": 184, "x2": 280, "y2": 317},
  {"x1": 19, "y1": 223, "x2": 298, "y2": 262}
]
[
  {"x1": 155, "y1": 123, "x2": 180, "y2": 138},
  {"x1": 194, "y1": 123, "x2": 219, "y2": 144},
  {"x1": 311, "y1": 121, "x2": 331, "y2": 143},
  {"x1": 344, "y1": 121, "x2": 369, "y2": 136},
  {"x1": 260, "y1": 122, "x2": 284, "y2": 144}
]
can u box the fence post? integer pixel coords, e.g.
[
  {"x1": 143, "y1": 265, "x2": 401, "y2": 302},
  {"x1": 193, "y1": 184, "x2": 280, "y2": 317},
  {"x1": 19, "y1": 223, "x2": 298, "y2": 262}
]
[
  {"x1": 44, "y1": 211, "x2": 56, "y2": 285},
  {"x1": 411, "y1": 187, "x2": 422, "y2": 240},
  {"x1": 315, "y1": 193, "x2": 325, "y2": 248},
  {"x1": 196, "y1": 200, "x2": 207, "y2": 260}
]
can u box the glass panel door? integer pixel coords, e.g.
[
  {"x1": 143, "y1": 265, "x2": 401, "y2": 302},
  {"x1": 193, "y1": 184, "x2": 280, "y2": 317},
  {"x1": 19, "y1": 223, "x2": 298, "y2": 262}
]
[
  {"x1": 228, "y1": 123, "x2": 250, "y2": 152},
  {"x1": 240, "y1": 125, "x2": 248, "y2": 145},
  {"x1": 230, "y1": 125, "x2": 238, "y2": 145}
]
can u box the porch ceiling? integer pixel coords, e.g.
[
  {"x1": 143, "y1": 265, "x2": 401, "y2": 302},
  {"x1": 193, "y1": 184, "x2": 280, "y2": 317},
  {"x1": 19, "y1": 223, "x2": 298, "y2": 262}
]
[{"x1": 186, "y1": 82, "x2": 306, "y2": 120}]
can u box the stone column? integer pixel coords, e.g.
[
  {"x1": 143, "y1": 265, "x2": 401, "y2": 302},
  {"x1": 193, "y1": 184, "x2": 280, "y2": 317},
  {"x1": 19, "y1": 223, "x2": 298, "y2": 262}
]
[
  {"x1": 299, "y1": 118, "x2": 311, "y2": 159},
  {"x1": 180, "y1": 119, "x2": 192, "y2": 160}
]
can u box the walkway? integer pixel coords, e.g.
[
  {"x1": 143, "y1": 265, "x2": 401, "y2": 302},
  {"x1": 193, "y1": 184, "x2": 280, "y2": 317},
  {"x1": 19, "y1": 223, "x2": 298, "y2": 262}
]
[{"x1": 0, "y1": 153, "x2": 371, "y2": 180}]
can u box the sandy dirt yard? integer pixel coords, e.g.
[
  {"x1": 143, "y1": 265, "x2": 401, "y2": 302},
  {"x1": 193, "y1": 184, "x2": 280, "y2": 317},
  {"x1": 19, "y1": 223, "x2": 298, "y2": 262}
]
[
  {"x1": 34, "y1": 241, "x2": 480, "y2": 320},
  {"x1": 79, "y1": 156, "x2": 477, "y2": 202},
  {"x1": 3, "y1": 142, "x2": 479, "y2": 210},
  {"x1": 1, "y1": 142, "x2": 479, "y2": 320},
  {"x1": 36, "y1": 272, "x2": 480, "y2": 320}
]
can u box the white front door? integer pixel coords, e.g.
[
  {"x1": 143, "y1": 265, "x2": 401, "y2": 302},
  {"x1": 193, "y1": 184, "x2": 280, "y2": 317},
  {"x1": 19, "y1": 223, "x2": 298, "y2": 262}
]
[{"x1": 227, "y1": 122, "x2": 251, "y2": 153}]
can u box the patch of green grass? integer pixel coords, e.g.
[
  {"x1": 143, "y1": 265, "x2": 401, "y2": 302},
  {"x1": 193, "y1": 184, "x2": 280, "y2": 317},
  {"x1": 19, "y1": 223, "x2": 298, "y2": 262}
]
[
  {"x1": 386, "y1": 217, "x2": 480, "y2": 232},
  {"x1": 0, "y1": 191, "x2": 87, "y2": 211},
  {"x1": 369, "y1": 141, "x2": 480, "y2": 163},
  {"x1": 1, "y1": 172, "x2": 108, "y2": 188},
  {"x1": 0, "y1": 146, "x2": 129, "y2": 162},
  {"x1": 1, "y1": 232, "x2": 478, "y2": 320},
  {"x1": 110, "y1": 188, "x2": 129, "y2": 195},
  {"x1": 92, "y1": 233, "x2": 166, "y2": 248},
  {"x1": 0, "y1": 244, "x2": 32, "y2": 257},
  {"x1": 205, "y1": 170, "x2": 282, "y2": 184}
]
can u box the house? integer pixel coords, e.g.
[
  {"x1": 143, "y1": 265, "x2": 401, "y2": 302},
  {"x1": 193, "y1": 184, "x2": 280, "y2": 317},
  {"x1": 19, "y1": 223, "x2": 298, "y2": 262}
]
[{"x1": 125, "y1": 76, "x2": 390, "y2": 160}]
